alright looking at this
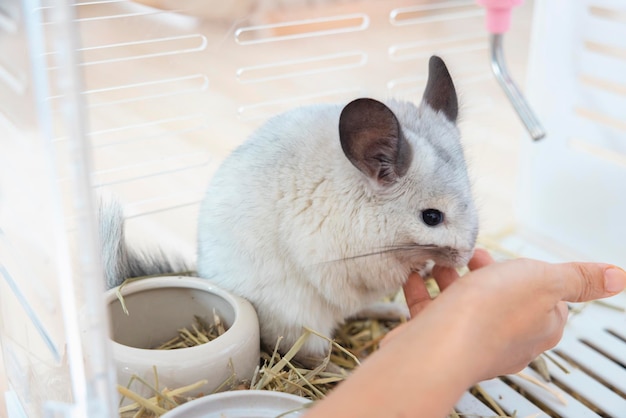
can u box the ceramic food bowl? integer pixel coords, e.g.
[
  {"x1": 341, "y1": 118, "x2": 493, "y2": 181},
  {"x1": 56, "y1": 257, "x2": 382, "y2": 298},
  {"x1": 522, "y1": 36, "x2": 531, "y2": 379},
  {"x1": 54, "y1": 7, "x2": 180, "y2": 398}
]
[
  {"x1": 107, "y1": 276, "x2": 260, "y2": 397},
  {"x1": 161, "y1": 390, "x2": 311, "y2": 418}
]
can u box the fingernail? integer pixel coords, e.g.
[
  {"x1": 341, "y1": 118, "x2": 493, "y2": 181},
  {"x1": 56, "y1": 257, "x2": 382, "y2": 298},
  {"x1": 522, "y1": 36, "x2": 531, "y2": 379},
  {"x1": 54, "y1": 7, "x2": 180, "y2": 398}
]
[{"x1": 604, "y1": 267, "x2": 626, "y2": 294}]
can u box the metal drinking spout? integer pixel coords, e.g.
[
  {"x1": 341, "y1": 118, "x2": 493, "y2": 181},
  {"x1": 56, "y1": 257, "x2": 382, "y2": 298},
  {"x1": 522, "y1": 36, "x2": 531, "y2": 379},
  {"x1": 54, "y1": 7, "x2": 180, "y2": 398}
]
[
  {"x1": 477, "y1": 0, "x2": 546, "y2": 140},
  {"x1": 490, "y1": 34, "x2": 545, "y2": 140}
]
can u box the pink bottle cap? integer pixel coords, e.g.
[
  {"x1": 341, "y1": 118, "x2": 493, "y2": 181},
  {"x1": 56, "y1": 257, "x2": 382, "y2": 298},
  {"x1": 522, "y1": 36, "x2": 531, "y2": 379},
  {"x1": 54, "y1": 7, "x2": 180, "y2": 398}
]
[{"x1": 476, "y1": 0, "x2": 524, "y2": 34}]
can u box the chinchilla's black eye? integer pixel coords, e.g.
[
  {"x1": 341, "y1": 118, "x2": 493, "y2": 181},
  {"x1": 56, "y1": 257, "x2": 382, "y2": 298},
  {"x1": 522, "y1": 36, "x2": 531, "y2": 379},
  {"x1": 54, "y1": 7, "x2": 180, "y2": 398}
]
[{"x1": 421, "y1": 209, "x2": 444, "y2": 226}]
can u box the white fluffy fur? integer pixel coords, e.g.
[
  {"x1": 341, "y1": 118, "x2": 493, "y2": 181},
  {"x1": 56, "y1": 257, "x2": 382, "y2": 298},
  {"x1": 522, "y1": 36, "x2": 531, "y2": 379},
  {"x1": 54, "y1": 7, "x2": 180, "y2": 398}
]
[{"x1": 196, "y1": 99, "x2": 478, "y2": 363}]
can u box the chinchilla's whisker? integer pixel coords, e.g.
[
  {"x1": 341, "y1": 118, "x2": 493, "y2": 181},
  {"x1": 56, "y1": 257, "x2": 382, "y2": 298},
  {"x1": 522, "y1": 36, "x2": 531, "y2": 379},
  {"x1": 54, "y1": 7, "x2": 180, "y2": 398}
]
[{"x1": 323, "y1": 243, "x2": 439, "y2": 264}]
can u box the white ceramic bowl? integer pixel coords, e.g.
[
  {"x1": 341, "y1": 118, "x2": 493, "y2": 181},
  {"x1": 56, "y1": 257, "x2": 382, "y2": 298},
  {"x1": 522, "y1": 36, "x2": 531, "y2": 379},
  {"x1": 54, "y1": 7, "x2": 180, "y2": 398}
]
[
  {"x1": 161, "y1": 390, "x2": 311, "y2": 418},
  {"x1": 107, "y1": 276, "x2": 260, "y2": 397}
]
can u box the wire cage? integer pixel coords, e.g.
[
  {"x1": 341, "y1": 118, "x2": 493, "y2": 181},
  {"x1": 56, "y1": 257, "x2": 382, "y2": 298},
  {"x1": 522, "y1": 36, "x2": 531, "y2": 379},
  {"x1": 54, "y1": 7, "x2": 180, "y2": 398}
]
[{"x1": 0, "y1": 0, "x2": 625, "y2": 417}]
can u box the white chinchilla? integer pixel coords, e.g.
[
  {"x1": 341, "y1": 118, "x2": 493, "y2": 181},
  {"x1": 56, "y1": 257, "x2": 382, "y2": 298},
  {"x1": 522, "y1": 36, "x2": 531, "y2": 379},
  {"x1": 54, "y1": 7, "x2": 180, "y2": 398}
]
[{"x1": 102, "y1": 55, "x2": 478, "y2": 368}]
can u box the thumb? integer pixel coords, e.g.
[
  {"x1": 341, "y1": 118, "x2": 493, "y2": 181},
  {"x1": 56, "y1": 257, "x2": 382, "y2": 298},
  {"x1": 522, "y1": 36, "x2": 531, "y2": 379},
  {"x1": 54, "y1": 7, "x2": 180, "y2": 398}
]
[{"x1": 551, "y1": 262, "x2": 626, "y2": 302}]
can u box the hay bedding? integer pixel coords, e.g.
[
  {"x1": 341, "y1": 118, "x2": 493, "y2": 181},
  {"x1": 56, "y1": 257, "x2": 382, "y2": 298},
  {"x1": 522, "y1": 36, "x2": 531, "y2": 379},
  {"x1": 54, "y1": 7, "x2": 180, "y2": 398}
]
[
  {"x1": 114, "y1": 270, "x2": 409, "y2": 416},
  {"x1": 153, "y1": 314, "x2": 226, "y2": 350},
  {"x1": 117, "y1": 311, "x2": 404, "y2": 417}
]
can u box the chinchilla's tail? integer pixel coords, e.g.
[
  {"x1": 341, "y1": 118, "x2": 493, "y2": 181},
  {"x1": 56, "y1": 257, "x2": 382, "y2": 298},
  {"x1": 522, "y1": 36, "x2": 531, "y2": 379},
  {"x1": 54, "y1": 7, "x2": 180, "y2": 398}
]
[{"x1": 98, "y1": 198, "x2": 191, "y2": 289}]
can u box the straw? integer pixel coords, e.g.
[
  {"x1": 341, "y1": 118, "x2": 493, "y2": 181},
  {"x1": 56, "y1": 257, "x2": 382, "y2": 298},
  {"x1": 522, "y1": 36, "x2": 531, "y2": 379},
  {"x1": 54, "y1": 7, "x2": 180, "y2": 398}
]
[{"x1": 154, "y1": 313, "x2": 226, "y2": 350}]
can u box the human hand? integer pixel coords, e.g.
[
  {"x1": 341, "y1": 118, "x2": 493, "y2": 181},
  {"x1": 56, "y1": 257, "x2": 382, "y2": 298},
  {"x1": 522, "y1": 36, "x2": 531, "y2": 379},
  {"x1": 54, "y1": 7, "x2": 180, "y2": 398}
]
[{"x1": 397, "y1": 251, "x2": 626, "y2": 381}]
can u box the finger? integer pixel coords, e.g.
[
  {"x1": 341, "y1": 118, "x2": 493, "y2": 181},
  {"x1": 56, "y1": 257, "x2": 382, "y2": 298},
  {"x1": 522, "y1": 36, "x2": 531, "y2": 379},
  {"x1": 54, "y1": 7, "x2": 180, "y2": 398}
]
[
  {"x1": 478, "y1": 257, "x2": 626, "y2": 301},
  {"x1": 468, "y1": 248, "x2": 495, "y2": 271},
  {"x1": 431, "y1": 265, "x2": 459, "y2": 291},
  {"x1": 403, "y1": 272, "x2": 432, "y2": 317},
  {"x1": 550, "y1": 262, "x2": 626, "y2": 302}
]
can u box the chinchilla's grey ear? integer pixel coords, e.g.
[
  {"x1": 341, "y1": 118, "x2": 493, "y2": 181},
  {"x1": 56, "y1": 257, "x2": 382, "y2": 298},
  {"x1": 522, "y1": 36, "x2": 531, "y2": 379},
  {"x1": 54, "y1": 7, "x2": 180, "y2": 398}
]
[
  {"x1": 422, "y1": 55, "x2": 458, "y2": 122},
  {"x1": 339, "y1": 98, "x2": 412, "y2": 185}
]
